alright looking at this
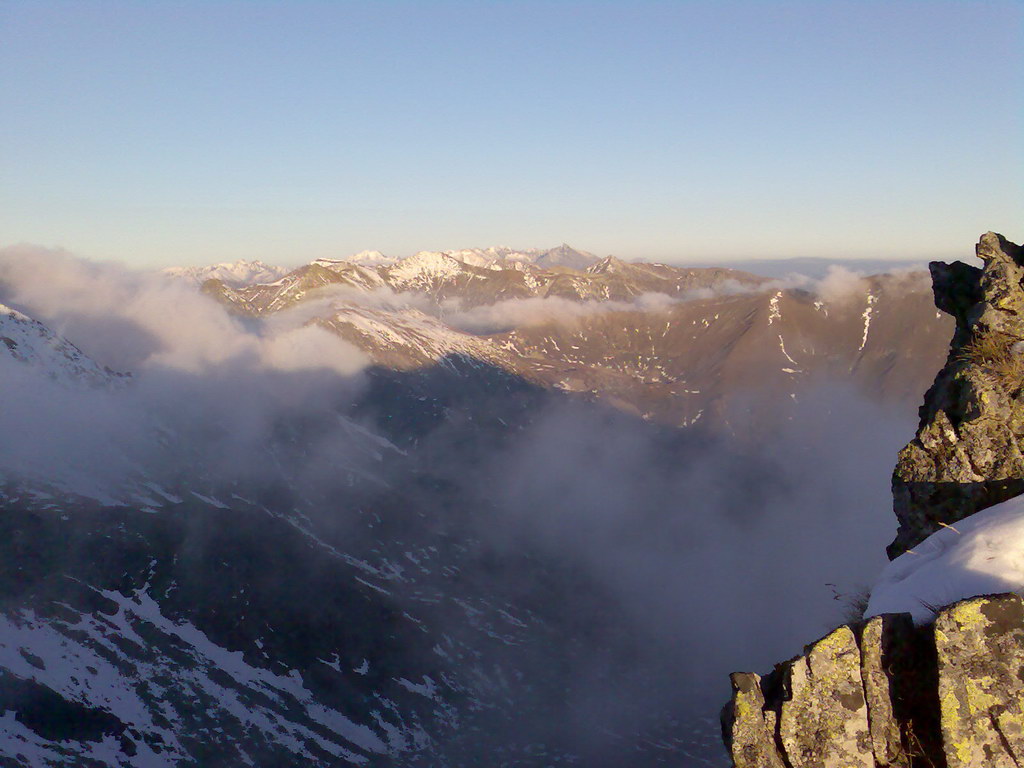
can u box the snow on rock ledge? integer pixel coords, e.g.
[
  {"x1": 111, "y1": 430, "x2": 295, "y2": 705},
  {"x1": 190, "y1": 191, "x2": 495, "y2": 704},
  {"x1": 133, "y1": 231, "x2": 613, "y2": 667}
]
[{"x1": 866, "y1": 495, "x2": 1024, "y2": 624}]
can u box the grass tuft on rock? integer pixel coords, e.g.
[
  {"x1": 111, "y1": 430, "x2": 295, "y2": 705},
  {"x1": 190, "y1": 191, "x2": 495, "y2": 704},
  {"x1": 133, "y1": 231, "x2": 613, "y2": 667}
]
[{"x1": 958, "y1": 329, "x2": 1024, "y2": 393}]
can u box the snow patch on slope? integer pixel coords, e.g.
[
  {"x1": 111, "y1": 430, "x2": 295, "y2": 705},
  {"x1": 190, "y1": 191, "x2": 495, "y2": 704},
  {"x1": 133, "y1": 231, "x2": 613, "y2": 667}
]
[
  {"x1": 0, "y1": 587, "x2": 406, "y2": 766},
  {"x1": 858, "y1": 293, "x2": 877, "y2": 352},
  {"x1": 767, "y1": 292, "x2": 782, "y2": 325},
  {"x1": 323, "y1": 306, "x2": 499, "y2": 368}
]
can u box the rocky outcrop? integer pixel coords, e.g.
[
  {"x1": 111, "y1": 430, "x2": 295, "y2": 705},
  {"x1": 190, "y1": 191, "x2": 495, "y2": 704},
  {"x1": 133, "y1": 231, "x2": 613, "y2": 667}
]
[
  {"x1": 775, "y1": 625, "x2": 874, "y2": 767},
  {"x1": 890, "y1": 232, "x2": 1024, "y2": 558},
  {"x1": 723, "y1": 594, "x2": 1024, "y2": 768},
  {"x1": 724, "y1": 234, "x2": 1024, "y2": 767},
  {"x1": 724, "y1": 626, "x2": 877, "y2": 768},
  {"x1": 936, "y1": 595, "x2": 1024, "y2": 765}
]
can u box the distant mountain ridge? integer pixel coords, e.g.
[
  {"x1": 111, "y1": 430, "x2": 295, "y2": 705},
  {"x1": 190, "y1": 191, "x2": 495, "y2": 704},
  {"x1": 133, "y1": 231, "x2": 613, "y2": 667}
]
[
  {"x1": 163, "y1": 249, "x2": 938, "y2": 288},
  {"x1": 191, "y1": 248, "x2": 949, "y2": 431},
  {"x1": 202, "y1": 248, "x2": 767, "y2": 313},
  {"x1": 162, "y1": 245, "x2": 604, "y2": 289},
  {"x1": 162, "y1": 259, "x2": 290, "y2": 287}
]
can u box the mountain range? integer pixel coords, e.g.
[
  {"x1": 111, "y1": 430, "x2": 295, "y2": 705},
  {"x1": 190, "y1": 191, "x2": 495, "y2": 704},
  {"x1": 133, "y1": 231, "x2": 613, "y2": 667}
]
[
  {"x1": 193, "y1": 248, "x2": 949, "y2": 430},
  {"x1": 0, "y1": 244, "x2": 954, "y2": 766}
]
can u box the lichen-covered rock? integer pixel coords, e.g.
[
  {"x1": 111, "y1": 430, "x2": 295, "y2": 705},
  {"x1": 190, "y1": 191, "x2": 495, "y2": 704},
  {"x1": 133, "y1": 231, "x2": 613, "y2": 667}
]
[
  {"x1": 860, "y1": 614, "x2": 913, "y2": 767},
  {"x1": 721, "y1": 672, "x2": 786, "y2": 768},
  {"x1": 778, "y1": 626, "x2": 873, "y2": 767},
  {"x1": 722, "y1": 626, "x2": 878, "y2": 768},
  {"x1": 722, "y1": 597, "x2": 1024, "y2": 767},
  {"x1": 890, "y1": 232, "x2": 1024, "y2": 557},
  {"x1": 935, "y1": 593, "x2": 1024, "y2": 766}
]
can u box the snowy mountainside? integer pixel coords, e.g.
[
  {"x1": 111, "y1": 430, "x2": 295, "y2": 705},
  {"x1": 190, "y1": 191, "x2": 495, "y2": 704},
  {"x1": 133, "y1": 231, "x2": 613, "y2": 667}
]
[
  {"x1": 0, "y1": 483, "x2": 525, "y2": 766},
  {"x1": 318, "y1": 306, "x2": 505, "y2": 371},
  {"x1": 162, "y1": 259, "x2": 289, "y2": 287},
  {"x1": 382, "y1": 251, "x2": 477, "y2": 291},
  {"x1": 0, "y1": 303, "x2": 126, "y2": 387}
]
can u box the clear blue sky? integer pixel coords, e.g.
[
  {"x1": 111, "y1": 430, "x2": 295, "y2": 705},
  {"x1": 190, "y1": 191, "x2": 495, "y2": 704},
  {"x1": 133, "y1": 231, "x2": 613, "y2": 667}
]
[{"x1": 1, "y1": 1, "x2": 1021, "y2": 267}]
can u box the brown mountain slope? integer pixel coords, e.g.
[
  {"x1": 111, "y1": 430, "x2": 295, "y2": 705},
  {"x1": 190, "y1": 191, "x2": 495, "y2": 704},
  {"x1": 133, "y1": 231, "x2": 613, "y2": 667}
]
[
  {"x1": 199, "y1": 254, "x2": 949, "y2": 431},
  {"x1": 494, "y1": 275, "x2": 950, "y2": 428}
]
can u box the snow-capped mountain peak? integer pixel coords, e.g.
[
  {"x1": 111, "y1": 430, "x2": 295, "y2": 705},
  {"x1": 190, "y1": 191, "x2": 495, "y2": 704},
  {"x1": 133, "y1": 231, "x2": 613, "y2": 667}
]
[
  {"x1": 345, "y1": 250, "x2": 397, "y2": 267},
  {"x1": 535, "y1": 243, "x2": 599, "y2": 270},
  {"x1": 163, "y1": 260, "x2": 289, "y2": 287},
  {"x1": 384, "y1": 251, "x2": 469, "y2": 289}
]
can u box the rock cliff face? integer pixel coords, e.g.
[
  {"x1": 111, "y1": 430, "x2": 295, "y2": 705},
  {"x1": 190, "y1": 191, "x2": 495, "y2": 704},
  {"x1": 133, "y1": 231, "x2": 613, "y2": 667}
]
[
  {"x1": 723, "y1": 594, "x2": 1024, "y2": 767},
  {"x1": 723, "y1": 233, "x2": 1024, "y2": 767},
  {"x1": 891, "y1": 232, "x2": 1024, "y2": 558}
]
